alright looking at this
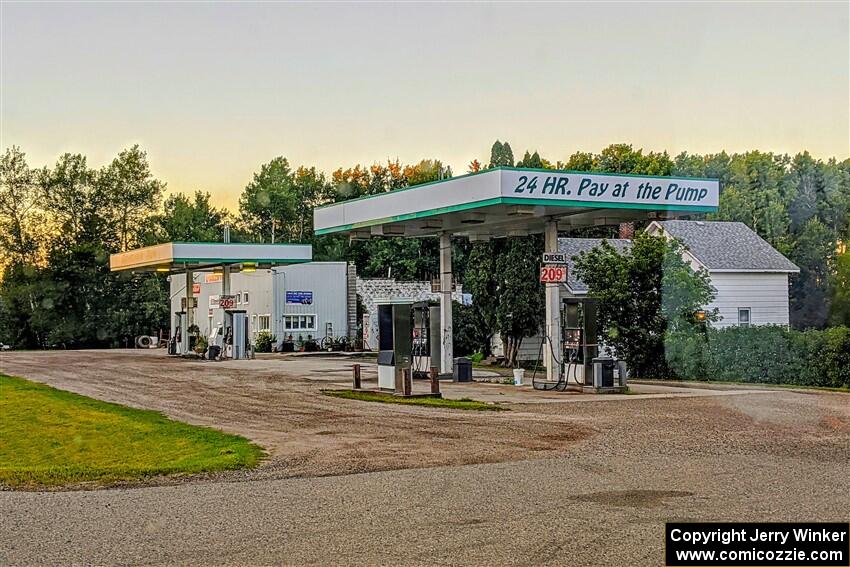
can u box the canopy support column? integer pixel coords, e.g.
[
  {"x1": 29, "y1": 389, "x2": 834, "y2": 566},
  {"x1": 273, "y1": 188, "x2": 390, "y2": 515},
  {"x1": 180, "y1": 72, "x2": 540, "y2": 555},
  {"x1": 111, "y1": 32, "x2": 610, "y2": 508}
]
[
  {"x1": 439, "y1": 232, "x2": 453, "y2": 375},
  {"x1": 544, "y1": 219, "x2": 561, "y2": 382},
  {"x1": 222, "y1": 266, "x2": 231, "y2": 296},
  {"x1": 185, "y1": 270, "x2": 195, "y2": 355}
]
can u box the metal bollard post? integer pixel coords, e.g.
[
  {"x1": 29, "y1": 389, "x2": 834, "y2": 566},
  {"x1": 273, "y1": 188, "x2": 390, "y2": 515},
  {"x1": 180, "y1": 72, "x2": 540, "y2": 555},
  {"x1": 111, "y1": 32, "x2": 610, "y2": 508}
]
[
  {"x1": 402, "y1": 368, "x2": 413, "y2": 397},
  {"x1": 352, "y1": 364, "x2": 361, "y2": 389},
  {"x1": 430, "y1": 366, "x2": 440, "y2": 395}
]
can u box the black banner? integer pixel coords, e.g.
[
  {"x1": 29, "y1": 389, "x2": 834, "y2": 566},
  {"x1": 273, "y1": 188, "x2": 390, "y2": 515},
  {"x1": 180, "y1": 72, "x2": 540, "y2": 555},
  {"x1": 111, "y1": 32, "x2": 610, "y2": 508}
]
[{"x1": 666, "y1": 522, "x2": 849, "y2": 566}]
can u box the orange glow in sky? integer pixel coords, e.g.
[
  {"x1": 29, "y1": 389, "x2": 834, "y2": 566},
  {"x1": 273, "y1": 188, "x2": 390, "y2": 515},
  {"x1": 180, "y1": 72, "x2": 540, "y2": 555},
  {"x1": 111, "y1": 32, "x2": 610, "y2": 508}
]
[{"x1": 2, "y1": 2, "x2": 848, "y2": 210}]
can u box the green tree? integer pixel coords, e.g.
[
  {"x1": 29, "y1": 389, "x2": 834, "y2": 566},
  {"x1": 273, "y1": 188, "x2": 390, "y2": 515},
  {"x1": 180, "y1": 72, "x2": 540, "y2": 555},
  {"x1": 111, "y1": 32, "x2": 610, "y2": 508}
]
[
  {"x1": 489, "y1": 140, "x2": 514, "y2": 167},
  {"x1": 147, "y1": 191, "x2": 228, "y2": 243},
  {"x1": 562, "y1": 151, "x2": 595, "y2": 171},
  {"x1": 495, "y1": 236, "x2": 544, "y2": 367},
  {"x1": 711, "y1": 151, "x2": 790, "y2": 249},
  {"x1": 515, "y1": 150, "x2": 544, "y2": 169},
  {"x1": 0, "y1": 147, "x2": 167, "y2": 349},
  {"x1": 790, "y1": 217, "x2": 835, "y2": 328},
  {"x1": 99, "y1": 145, "x2": 165, "y2": 251},
  {"x1": 463, "y1": 242, "x2": 498, "y2": 354},
  {"x1": 830, "y1": 249, "x2": 850, "y2": 326},
  {"x1": 291, "y1": 166, "x2": 332, "y2": 241},
  {"x1": 405, "y1": 159, "x2": 451, "y2": 186},
  {"x1": 239, "y1": 157, "x2": 297, "y2": 242},
  {"x1": 573, "y1": 233, "x2": 715, "y2": 378},
  {"x1": 0, "y1": 147, "x2": 41, "y2": 265}
]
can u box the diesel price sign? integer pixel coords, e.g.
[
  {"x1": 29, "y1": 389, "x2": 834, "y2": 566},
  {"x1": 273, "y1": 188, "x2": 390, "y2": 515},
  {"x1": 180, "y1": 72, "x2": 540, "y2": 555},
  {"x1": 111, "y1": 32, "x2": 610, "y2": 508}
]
[{"x1": 540, "y1": 265, "x2": 567, "y2": 283}]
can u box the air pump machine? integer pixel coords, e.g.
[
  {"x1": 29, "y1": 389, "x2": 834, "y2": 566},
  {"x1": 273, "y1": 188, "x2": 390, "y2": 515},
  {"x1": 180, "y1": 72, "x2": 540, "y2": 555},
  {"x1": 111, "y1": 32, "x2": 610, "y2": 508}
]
[{"x1": 376, "y1": 299, "x2": 413, "y2": 390}]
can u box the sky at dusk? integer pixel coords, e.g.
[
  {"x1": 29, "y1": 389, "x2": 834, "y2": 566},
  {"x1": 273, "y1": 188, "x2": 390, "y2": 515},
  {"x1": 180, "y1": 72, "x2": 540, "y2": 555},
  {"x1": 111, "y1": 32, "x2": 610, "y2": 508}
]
[{"x1": 2, "y1": 1, "x2": 848, "y2": 210}]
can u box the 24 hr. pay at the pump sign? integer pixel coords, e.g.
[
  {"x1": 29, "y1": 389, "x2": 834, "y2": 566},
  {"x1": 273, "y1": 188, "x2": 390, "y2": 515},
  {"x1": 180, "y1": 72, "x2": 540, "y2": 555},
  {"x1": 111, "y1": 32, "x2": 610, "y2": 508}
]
[{"x1": 504, "y1": 170, "x2": 719, "y2": 208}]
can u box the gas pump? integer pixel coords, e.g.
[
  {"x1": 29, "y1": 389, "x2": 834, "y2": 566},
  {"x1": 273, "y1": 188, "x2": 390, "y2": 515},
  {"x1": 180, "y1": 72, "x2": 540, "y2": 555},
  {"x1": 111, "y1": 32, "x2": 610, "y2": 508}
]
[
  {"x1": 222, "y1": 309, "x2": 249, "y2": 360},
  {"x1": 169, "y1": 311, "x2": 187, "y2": 355},
  {"x1": 561, "y1": 297, "x2": 627, "y2": 391},
  {"x1": 376, "y1": 299, "x2": 413, "y2": 390},
  {"x1": 411, "y1": 301, "x2": 440, "y2": 378},
  {"x1": 561, "y1": 298, "x2": 599, "y2": 387}
]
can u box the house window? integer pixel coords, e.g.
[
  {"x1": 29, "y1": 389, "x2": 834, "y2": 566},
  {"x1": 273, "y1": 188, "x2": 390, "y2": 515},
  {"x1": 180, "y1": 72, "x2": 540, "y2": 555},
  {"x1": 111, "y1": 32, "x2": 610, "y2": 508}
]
[
  {"x1": 738, "y1": 308, "x2": 751, "y2": 328},
  {"x1": 282, "y1": 314, "x2": 316, "y2": 332},
  {"x1": 257, "y1": 314, "x2": 271, "y2": 333}
]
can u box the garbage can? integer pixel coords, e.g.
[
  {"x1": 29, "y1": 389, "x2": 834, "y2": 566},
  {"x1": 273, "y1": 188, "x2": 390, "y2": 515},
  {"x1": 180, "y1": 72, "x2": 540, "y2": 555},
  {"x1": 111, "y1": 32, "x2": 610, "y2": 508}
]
[
  {"x1": 453, "y1": 357, "x2": 472, "y2": 382},
  {"x1": 592, "y1": 357, "x2": 615, "y2": 388},
  {"x1": 207, "y1": 345, "x2": 221, "y2": 360}
]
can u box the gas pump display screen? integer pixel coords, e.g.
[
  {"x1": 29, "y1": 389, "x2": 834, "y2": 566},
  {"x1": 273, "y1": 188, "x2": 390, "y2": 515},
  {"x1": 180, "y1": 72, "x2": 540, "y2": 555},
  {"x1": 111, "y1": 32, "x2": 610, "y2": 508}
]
[{"x1": 378, "y1": 305, "x2": 393, "y2": 352}]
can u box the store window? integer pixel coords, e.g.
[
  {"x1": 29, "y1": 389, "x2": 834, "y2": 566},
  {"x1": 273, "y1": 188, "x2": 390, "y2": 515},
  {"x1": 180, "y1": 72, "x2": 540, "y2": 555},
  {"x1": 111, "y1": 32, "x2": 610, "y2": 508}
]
[
  {"x1": 257, "y1": 314, "x2": 271, "y2": 333},
  {"x1": 242, "y1": 291, "x2": 249, "y2": 304},
  {"x1": 283, "y1": 314, "x2": 316, "y2": 331},
  {"x1": 738, "y1": 308, "x2": 751, "y2": 328}
]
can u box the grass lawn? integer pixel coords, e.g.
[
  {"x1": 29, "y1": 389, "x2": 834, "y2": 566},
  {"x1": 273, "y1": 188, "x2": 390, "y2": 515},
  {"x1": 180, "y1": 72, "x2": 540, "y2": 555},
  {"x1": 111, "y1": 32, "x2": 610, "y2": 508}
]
[
  {"x1": 322, "y1": 389, "x2": 507, "y2": 411},
  {"x1": 0, "y1": 374, "x2": 264, "y2": 488}
]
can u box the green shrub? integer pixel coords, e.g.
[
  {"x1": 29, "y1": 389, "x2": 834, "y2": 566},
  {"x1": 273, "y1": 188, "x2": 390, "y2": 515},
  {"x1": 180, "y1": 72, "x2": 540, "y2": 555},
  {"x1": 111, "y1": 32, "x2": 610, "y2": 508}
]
[
  {"x1": 662, "y1": 325, "x2": 850, "y2": 388},
  {"x1": 820, "y1": 327, "x2": 850, "y2": 388},
  {"x1": 254, "y1": 331, "x2": 276, "y2": 353},
  {"x1": 470, "y1": 352, "x2": 485, "y2": 364},
  {"x1": 451, "y1": 302, "x2": 480, "y2": 357},
  {"x1": 664, "y1": 326, "x2": 709, "y2": 381}
]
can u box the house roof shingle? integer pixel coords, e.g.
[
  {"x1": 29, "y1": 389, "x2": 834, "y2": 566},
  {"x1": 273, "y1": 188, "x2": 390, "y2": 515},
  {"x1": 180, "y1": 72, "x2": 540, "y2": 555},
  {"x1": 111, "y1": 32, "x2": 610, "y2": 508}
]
[
  {"x1": 655, "y1": 220, "x2": 799, "y2": 272},
  {"x1": 557, "y1": 238, "x2": 631, "y2": 293},
  {"x1": 557, "y1": 221, "x2": 799, "y2": 294}
]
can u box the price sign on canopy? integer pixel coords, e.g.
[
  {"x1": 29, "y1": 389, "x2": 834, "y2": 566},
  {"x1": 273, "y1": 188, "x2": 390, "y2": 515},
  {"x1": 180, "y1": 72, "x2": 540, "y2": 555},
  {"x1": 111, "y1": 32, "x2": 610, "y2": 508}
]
[{"x1": 540, "y1": 265, "x2": 567, "y2": 283}]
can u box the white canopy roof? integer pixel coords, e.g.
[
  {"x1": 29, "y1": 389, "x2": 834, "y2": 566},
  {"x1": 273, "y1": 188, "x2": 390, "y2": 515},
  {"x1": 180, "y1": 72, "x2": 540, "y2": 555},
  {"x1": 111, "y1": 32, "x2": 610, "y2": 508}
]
[
  {"x1": 314, "y1": 167, "x2": 720, "y2": 238},
  {"x1": 110, "y1": 242, "x2": 312, "y2": 273}
]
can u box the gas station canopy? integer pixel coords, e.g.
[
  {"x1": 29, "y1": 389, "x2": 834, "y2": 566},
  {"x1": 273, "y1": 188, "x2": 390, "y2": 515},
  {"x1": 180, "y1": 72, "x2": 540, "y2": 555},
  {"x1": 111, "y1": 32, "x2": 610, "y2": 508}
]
[
  {"x1": 314, "y1": 166, "x2": 720, "y2": 381},
  {"x1": 109, "y1": 242, "x2": 313, "y2": 273},
  {"x1": 314, "y1": 167, "x2": 720, "y2": 238}
]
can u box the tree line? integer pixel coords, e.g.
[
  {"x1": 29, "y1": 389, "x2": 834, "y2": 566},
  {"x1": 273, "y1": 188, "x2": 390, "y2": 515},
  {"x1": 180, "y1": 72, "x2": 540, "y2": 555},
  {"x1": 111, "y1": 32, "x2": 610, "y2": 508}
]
[{"x1": 1, "y1": 141, "x2": 848, "y2": 360}]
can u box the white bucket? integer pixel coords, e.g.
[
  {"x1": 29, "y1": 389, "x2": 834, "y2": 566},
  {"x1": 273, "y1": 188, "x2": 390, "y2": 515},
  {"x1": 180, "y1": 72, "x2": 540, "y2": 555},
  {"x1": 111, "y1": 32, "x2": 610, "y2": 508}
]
[{"x1": 513, "y1": 368, "x2": 525, "y2": 386}]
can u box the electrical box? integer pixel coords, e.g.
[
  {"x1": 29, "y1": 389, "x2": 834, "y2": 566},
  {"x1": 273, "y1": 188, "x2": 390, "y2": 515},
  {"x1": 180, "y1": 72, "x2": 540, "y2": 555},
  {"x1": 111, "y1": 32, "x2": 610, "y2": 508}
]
[{"x1": 376, "y1": 299, "x2": 413, "y2": 390}]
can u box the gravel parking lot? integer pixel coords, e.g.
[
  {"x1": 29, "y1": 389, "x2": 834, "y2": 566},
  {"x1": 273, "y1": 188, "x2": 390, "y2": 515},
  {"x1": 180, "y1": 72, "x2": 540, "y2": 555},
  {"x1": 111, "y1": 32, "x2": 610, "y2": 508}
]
[{"x1": 1, "y1": 349, "x2": 848, "y2": 565}]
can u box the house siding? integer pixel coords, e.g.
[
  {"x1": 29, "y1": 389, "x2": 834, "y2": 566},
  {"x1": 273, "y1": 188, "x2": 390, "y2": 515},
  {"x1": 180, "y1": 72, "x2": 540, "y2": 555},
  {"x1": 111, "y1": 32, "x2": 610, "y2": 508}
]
[
  {"x1": 503, "y1": 271, "x2": 791, "y2": 361},
  {"x1": 707, "y1": 271, "x2": 790, "y2": 328}
]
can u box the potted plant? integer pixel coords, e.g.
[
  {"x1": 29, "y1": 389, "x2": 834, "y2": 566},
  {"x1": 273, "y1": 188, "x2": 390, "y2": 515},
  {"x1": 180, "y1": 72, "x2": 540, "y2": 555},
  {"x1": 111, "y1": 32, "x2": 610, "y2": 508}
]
[{"x1": 194, "y1": 334, "x2": 208, "y2": 356}]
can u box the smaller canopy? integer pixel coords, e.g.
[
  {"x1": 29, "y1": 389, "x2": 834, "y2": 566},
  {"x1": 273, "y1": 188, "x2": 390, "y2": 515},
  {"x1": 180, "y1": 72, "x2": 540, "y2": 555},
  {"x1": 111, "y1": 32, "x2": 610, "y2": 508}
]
[{"x1": 109, "y1": 242, "x2": 313, "y2": 273}]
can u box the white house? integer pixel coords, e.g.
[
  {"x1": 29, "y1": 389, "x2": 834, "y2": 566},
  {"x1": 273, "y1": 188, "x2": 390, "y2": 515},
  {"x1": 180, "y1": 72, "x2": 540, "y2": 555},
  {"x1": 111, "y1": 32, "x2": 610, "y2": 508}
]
[
  {"x1": 498, "y1": 220, "x2": 799, "y2": 361},
  {"x1": 645, "y1": 220, "x2": 799, "y2": 328}
]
